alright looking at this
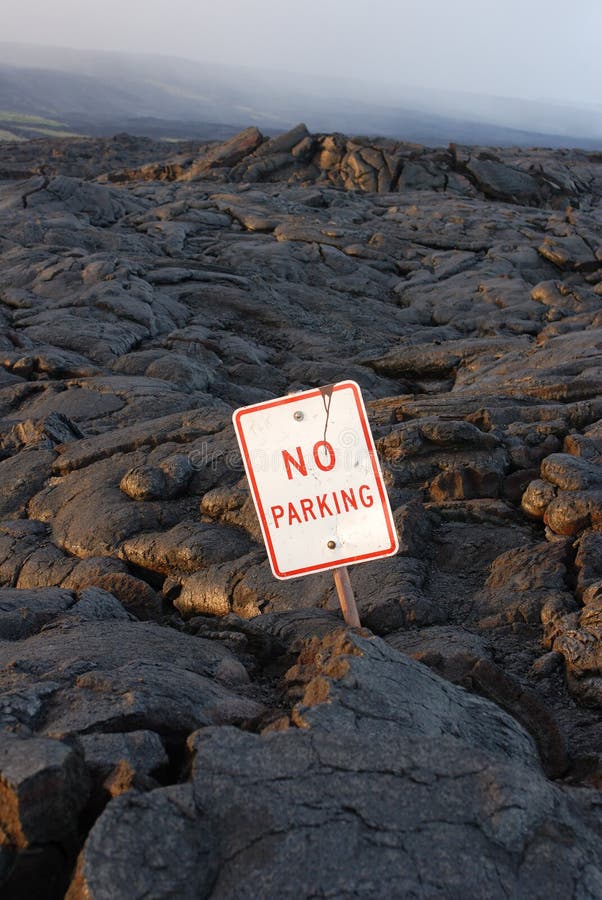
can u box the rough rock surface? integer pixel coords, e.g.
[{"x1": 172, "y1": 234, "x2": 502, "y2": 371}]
[
  {"x1": 71, "y1": 633, "x2": 602, "y2": 899},
  {"x1": 0, "y1": 128, "x2": 601, "y2": 896}
]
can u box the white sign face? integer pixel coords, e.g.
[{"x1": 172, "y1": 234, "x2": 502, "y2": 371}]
[{"x1": 232, "y1": 381, "x2": 399, "y2": 579}]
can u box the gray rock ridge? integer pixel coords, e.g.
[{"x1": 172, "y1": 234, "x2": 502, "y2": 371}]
[
  {"x1": 70, "y1": 631, "x2": 602, "y2": 899},
  {"x1": 3, "y1": 127, "x2": 602, "y2": 211},
  {"x1": 0, "y1": 130, "x2": 601, "y2": 895},
  {"x1": 96, "y1": 123, "x2": 602, "y2": 209}
]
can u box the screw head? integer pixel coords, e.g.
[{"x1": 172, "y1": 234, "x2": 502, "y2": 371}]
[
  {"x1": 327, "y1": 540, "x2": 336, "y2": 549},
  {"x1": 293, "y1": 411, "x2": 303, "y2": 421}
]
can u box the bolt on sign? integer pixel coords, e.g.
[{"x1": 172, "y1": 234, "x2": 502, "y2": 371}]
[{"x1": 232, "y1": 381, "x2": 399, "y2": 580}]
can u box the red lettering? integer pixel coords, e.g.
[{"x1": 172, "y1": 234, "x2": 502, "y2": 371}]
[
  {"x1": 288, "y1": 502, "x2": 302, "y2": 526},
  {"x1": 282, "y1": 447, "x2": 307, "y2": 480},
  {"x1": 341, "y1": 488, "x2": 358, "y2": 512},
  {"x1": 316, "y1": 494, "x2": 333, "y2": 517},
  {"x1": 272, "y1": 486, "x2": 374, "y2": 531},
  {"x1": 300, "y1": 498, "x2": 316, "y2": 522},
  {"x1": 313, "y1": 440, "x2": 336, "y2": 472},
  {"x1": 359, "y1": 484, "x2": 374, "y2": 508}
]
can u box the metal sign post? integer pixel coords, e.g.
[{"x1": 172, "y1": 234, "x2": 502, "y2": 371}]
[{"x1": 332, "y1": 566, "x2": 361, "y2": 628}]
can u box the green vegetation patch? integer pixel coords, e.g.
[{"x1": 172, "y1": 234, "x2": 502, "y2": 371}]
[
  {"x1": 0, "y1": 110, "x2": 68, "y2": 128},
  {"x1": 18, "y1": 126, "x2": 83, "y2": 138},
  {"x1": 0, "y1": 128, "x2": 25, "y2": 142}
]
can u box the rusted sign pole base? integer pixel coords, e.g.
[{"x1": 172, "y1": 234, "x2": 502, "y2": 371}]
[{"x1": 333, "y1": 566, "x2": 361, "y2": 628}]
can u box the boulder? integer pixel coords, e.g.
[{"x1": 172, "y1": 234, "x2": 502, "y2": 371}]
[{"x1": 0, "y1": 619, "x2": 264, "y2": 739}]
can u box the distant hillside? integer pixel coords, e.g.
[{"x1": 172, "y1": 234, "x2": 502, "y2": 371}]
[
  {"x1": 0, "y1": 60, "x2": 247, "y2": 141},
  {"x1": 0, "y1": 43, "x2": 601, "y2": 148}
]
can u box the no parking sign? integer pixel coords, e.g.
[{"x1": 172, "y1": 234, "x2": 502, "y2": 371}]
[{"x1": 233, "y1": 381, "x2": 398, "y2": 580}]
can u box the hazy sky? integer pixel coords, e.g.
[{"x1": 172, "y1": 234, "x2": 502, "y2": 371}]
[{"x1": 3, "y1": 0, "x2": 601, "y2": 106}]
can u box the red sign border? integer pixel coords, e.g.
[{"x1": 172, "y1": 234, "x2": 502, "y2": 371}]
[{"x1": 232, "y1": 380, "x2": 399, "y2": 580}]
